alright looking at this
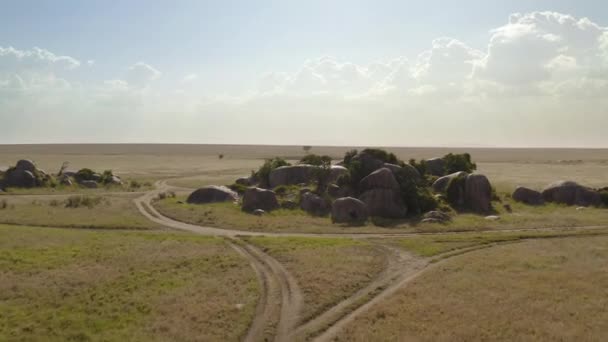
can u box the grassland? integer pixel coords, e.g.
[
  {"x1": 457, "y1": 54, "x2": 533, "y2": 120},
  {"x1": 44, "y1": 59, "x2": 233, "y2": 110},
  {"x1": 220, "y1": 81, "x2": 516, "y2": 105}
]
[
  {"x1": 0, "y1": 194, "x2": 160, "y2": 230},
  {"x1": 154, "y1": 196, "x2": 608, "y2": 234},
  {"x1": 337, "y1": 235, "x2": 608, "y2": 341},
  {"x1": 0, "y1": 224, "x2": 259, "y2": 342},
  {"x1": 246, "y1": 236, "x2": 385, "y2": 323}
]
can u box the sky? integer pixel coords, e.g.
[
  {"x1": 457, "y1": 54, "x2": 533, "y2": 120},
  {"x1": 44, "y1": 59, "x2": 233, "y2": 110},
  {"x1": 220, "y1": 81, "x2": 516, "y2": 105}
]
[{"x1": 1, "y1": 0, "x2": 608, "y2": 147}]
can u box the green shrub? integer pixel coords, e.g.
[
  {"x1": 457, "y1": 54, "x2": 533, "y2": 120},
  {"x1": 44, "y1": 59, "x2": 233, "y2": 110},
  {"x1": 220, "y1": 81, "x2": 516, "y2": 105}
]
[
  {"x1": 299, "y1": 154, "x2": 332, "y2": 166},
  {"x1": 408, "y1": 159, "x2": 427, "y2": 177},
  {"x1": 99, "y1": 170, "x2": 114, "y2": 184},
  {"x1": 255, "y1": 157, "x2": 291, "y2": 188},
  {"x1": 228, "y1": 183, "x2": 249, "y2": 195},
  {"x1": 443, "y1": 153, "x2": 477, "y2": 174},
  {"x1": 361, "y1": 148, "x2": 399, "y2": 165},
  {"x1": 75, "y1": 168, "x2": 96, "y2": 181},
  {"x1": 394, "y1": 168, "x2": 437, "y2": 215}
]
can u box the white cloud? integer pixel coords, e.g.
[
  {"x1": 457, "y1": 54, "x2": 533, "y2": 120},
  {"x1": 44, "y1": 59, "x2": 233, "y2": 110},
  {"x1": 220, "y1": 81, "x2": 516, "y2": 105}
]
[
  {"x1": 475, "y1": 11, "x2": 607, "y2": 87},
  {"x1": 0, "y1": 46, "x2": 80, "y2": 71},
  {"x1": 124, "y1": 62, "x2": 161, "y2": 88}
]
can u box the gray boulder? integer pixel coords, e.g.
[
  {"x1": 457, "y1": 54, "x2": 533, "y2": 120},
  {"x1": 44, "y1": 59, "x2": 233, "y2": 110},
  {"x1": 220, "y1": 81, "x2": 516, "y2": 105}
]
[
  {"x1": 464, "y1": 174, "x2": 492, "y2": 213},
  {"x1": 331, "y1": 197, "x2": 368, "y2": 224},
  {"x1": 300, "y1": 192, "x2": 330, "y2": 216},
  {"x1": 187, "y1": 186, "x2": 238, "y2": 204},
  {"x1": 269, "y1": 165, "x2": 318, "y2": 188},
  {"x1": 359, "y1": 168, "x2": 400, "y2": 192},
  {"x1": 425, "y1": 158, "x2": 445, "y2": 176},
  {"x1": 242, "y1": 187, "x2": 280, "y2": 212},
  {"x1": 383, "y1": 163, "x2": 421, "y2": 180},
  {"x1": 15, "y1": 160, "x2": 36, "y2": 173},
  {"x1": 512, "y1": 187, "x2": 544, "y2": 205},
  {"x1": 432, "y1": 171, "x2": 468, "y2": 193},
  {"x1": 329, "y1": 165, "x2": 349, "y2": 182},
  {"x1": 327, "y1": 184, "x2": 341, "y2": 198},
  {"x1": 542, "y1": 181, "x2": 601, "y2": 207},
  {"x1": 5, "y1": 169, "x2": 37, "y2": 188},
  {"x1": 359, "y1": 189, "x2": 407, "y2": 219},
  {"x1": 81, "y1": 180, "x2": 98, "y2": 189}
]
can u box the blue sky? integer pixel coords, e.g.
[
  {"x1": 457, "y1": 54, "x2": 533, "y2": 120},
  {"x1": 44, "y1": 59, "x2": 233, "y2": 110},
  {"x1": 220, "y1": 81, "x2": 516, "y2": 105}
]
[{"x1": 1, "y1": 1, "x2": 608, "y2": 146}]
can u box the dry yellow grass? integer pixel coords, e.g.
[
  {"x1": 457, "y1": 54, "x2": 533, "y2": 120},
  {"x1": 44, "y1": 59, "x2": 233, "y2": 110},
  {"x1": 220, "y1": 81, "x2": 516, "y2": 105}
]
[
  {"x1": 246, "y1": 236, "x2": 385, "y2": 323},
  {"x1": 337, "y1": 236, "x2": 608, "y2": 341},
  {"x1": 0, "y1": 225, "x2": 259, "y2": 342}
]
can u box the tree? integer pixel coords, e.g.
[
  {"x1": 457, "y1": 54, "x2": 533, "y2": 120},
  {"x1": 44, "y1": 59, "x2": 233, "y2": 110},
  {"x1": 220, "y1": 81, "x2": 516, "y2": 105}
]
[
  {"x1": 303, "y1": 146, "x2": 312, "y2": 154},
  {"x1": 218, "y1": 154, "x2": 224, "y2": 160}
]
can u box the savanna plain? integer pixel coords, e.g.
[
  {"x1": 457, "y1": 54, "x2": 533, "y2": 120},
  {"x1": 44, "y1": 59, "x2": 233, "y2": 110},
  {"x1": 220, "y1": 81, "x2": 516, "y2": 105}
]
[{"x1": 1, "y1": 144, "x2": 608, "y2": 341}]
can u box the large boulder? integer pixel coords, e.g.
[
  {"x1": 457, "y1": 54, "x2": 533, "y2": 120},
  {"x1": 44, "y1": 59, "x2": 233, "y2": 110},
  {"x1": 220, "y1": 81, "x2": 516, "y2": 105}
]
[
  {"x1": 383, "y1": 163, "x2": 421, "y2": 180},
  {"x1": 269, "y1": 165, "x2": 318, "y2": 188},
  {"x1": 464, "y1": 174, "x2": 492, "y2": 213},
  {"x1": 512, "y1": 187, "x2": 544, "y2": 205},
  {"x1": 542, "y1": 181, "x2": 601, "y2": 207},
  {"x1": 331, "y1": 197, "x2": 368, "y2": 224},
  {"x1": 5, "y1": 168, "x2": 37, "y2": 188},
  {"x1": 359, "y1": 189, "x2": 407, "y2": 219},
  {"x1": 432, "y1": 171, "x2": 468, "y2": 193},
  {"x1": 242, "y1": 187, "x2": 280, "y2": 212},
  {"x1": 15, "y1": 160, "x2": 36, "y2": 173},
  {"x1": 300, "y1": 192, "x2": 330, "y2": 216},
  {"x1": 350, "y1": 151, "x2": 385, "y2": 177},
  {"x1": 359, "y1": 168, "x2": 400, "y2": 192},
  {"x1": 426, "y1": 158, "x2": 445, "y2": 176},
  {"x1": 187, "y1": 186, "x2": 238, "y2": 204},
  {"x1": 329, "y1": 165, "x2": 349, "y2": 182}
]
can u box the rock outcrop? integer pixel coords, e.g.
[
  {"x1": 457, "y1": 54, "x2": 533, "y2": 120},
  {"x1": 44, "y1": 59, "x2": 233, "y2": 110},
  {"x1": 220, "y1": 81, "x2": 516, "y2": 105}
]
[
  {"x1": 187, "y1": 186, "x2": 238, "y2": 204},
  {"x1": 464, "y1": 174, "x2": 493, "y2": 213},
  {"x1": 512, "y1": 186, "x2": 544, "y2": 205},
  {"x1": 269, "y1": 165, "x2": 317, "y2": 188},
  {"x1": 331, "y1": 197, "x2": 368, "y2": 224},
  {"x1": 542, "y1": 181, "x2": 601, "y2": 207},
  {"x1": 242, "y1": 187, "x2": 280, "y2": 212},
  {"x1": 300, "y1": 192, "x2": 330, "y2": 216}
]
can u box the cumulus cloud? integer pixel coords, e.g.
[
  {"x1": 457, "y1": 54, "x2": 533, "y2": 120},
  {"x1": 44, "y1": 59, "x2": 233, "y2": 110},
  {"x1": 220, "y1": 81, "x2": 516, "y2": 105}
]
[{"x1": 475, "y1": 12, "x2": 607, "y2": 88}]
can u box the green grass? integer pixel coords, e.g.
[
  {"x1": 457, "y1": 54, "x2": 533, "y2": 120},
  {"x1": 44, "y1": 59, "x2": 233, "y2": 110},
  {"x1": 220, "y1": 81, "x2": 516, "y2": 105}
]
[
  {"x1": 0, "y1": 195, "x2": 160, "y2": 230},
  {"x1": 396, "y1": 228, "x2": 608, "y2": 257},
  {"x1": 0, "y1": 224, "x2": 259, "y2": 342}
]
